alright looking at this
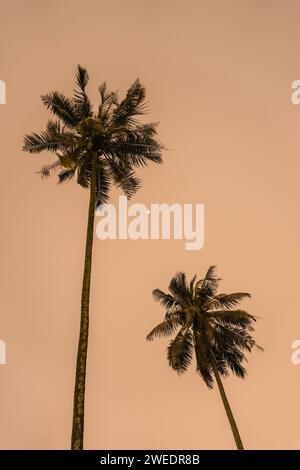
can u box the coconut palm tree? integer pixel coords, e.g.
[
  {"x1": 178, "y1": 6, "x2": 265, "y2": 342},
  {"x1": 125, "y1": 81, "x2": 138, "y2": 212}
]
[
  {"x1": 146, "y1": 267, "x2": 262, "y2": 450},
  {"x1": 23, "y1": 65, "x2": 163, "y2": 450}
]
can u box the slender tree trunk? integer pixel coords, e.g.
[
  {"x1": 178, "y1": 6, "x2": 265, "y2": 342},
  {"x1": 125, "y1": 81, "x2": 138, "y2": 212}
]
[
  {"x1": 71, "y1": 151, "x2": 98, "y2": 450},
  {"x1": 211, "y1": 357, "x2": 244, "y2": 450}
]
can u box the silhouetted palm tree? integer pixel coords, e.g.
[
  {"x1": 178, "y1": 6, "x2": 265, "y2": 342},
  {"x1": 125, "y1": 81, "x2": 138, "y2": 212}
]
[
  {"x1": 23, "y1": 65, "x2": 163, "y2": 449},
  {"x1": 147, "y1": 267, "x2": 262, "y2": 450}
]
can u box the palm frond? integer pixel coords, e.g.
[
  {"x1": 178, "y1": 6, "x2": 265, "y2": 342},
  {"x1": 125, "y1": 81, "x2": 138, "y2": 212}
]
[
  {"x1": 168, "y1": 272, "x2": 190, "y2": 302},
  {"x1": 165, "y1": 310, "x2": 186, "y2": 325},
  {"x1": 152, "y1": 289, "x2": 177, "y2": 309},
  {"x1": 95, "y1": 164, "x2": 110, "y2": 207},
  {"x1": 214, "y1": 323, "x2": 257, "y2": 352},
  {"x1": 74, "y1": 65, "x2": 93, "y2": 120},
  {"x1": 57, "y1": 168, "x2": 76, "y2": 184},
  {"x1": 205, "y1": 265, "x2": 219, "y2": 281},
  {"x1": 77, "y1": 155, "x2": 92, "y2": 188},
  {"x1": 213, "y1": 345, "x2": 247, "y2": 379},
  {"x1": 207, "y1": 293, "x2": 251, "y2": 311},
  {"x1": 98, "y1": 82, "x2": 118, "y2": 124},
  {"x1": 23, "y1": 126, "x2": 63, "y2": 154},
  {"x1": 208, "y1": 309, "x2": 255, "y2": 329},
  {"x1": 108, "y1": 158, "x2": 140, "y2": 198},
  {"x1": 193, "y1": 329, "x2": 214, "y2": 388},
  {"x1": 76, "y1": 64, "x2": 89, "y2": 91},
  {"x1": 41, "y1": 92, "x2": 78, "y2": 128},
  {"x1": 146, "y1": 320, "x2": 179, "y2": 341},
  {"x1": 211, "y1": 348, "x2": 229, "y2": 377},
  {"x1": 112, "y1": 79, "x2": 146, "y2": 127},
  {"x1": 225, "y1": 349, "x2": 246, "y2": 378},
  {"x1": 167, "y1": 328, "x2": 193, "y2": 374}
]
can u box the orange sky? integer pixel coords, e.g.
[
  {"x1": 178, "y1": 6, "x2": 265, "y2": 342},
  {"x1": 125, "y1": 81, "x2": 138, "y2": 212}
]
[{"x1": 0, "y1": 0, "x2": 300, "y2": 449}]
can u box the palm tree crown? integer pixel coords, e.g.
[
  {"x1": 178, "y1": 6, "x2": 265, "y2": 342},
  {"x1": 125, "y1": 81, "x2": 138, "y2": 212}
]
[
  {"x1": 23, "y1": 65, "x2": 163, "y2": 206},
  {"x1": 147, "y1": 266, "x2": 262, "y2": 388}
]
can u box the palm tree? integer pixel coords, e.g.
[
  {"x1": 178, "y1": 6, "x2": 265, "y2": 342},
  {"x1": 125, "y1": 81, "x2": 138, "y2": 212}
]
[
  {"x1": 23, "y1": 65, "x2": 163, "y2": 450},
  {"x1": 146, "y1": 267, "x2": 262, "y2": 450}
]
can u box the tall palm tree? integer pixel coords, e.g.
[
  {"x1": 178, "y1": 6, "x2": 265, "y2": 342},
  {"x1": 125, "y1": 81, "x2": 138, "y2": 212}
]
[
  {"x1": 23, "y1": 65, "x2": 163, "y2": 450},
  {"x1": 146, "y1": 267, "x2": 262, "y2": 450}
]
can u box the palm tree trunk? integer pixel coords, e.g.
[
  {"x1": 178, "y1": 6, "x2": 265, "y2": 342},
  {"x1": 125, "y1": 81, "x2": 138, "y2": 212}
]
[
  {"x1": 211, "y1": 357, "x2": 244, "y2": 450},
  {"x1": 71, "y1": 151, "x2": 98, "y2": 450}
]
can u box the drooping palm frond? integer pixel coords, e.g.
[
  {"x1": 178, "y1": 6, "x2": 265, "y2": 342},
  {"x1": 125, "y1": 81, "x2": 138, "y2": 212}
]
[
  {"x1": 23, "y1": 120, "x2": 77, "y2": 155},
  {"x1": 96, "y1": 164, "x2": 110, "y2": 207},
  {"x1": 213, "y1": 346, "x2": 246, "y2": 378},
  {"x1": 167, "y1": 328, "x2": 193, "y2": 374},
  {"x1": 193, "y1": 328, "x2": 214, "y2": 388},
  {"x1": 73, "y1": 65, "x2": 93, "y2": 120},
  {"x1": 107, "y1": 158, "x2": 140, "y2": 198},
  {"x1": 214, "y1": 322, "x2": 257, "y2": 353},
  {"x1": 196, "y1": 265, "x2": 221, "y2": 297},
  {"x1": 224, "y1": 349, "x2": 246, "y2": 378},
  {"x1": 165, "y1": 309, "x2": 186, "y2": 325},
  {"x1": 98, "y1": 82, "x2": 118, "y2": 125},
  {"x1": 23, "y1": 65, "x2": 163, "y2": 207},
  {"x1": 75, "y1": 152, "x2": 91, "y2": 188}
]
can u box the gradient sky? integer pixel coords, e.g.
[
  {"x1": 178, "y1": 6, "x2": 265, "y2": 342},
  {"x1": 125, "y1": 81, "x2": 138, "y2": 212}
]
[{"x1": 0, "y1": 0, "x2": 300, "y2": 450}]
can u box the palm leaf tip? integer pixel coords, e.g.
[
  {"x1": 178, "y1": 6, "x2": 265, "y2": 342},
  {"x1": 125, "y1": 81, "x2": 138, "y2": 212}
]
[
  {"x1": 167, "y1": 329, "x2": 193, "y2": 374},
  {"x1": 76, "y1": 65, "x2": 89, "y2": 90},
  {"x1": 204, "y1": 265, "x2": 219, "y2": 281},
  {"x1": 73, "y1": 65, "x2": 93, "y2": 119},
  {"x1": 128, "y1": 78, "x2": 146, "y2": 108},
  {"x1": 152, "y1": 289, "x2": 176, "y2": 309}
]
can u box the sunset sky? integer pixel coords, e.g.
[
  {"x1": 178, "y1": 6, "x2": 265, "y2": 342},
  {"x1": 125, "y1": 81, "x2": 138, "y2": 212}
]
[{"x1": 0, "y1": 0, "x2": 300, "y2": 449}]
